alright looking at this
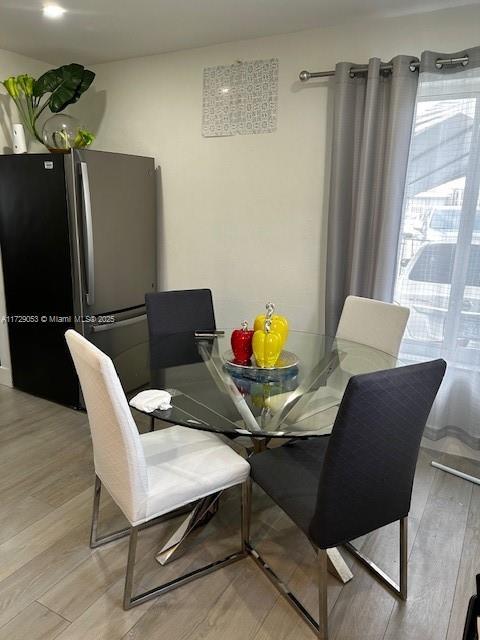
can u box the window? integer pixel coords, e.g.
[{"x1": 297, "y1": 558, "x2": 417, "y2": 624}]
[{"x1": 394, "y1": 73, "x2": 480, "y2": 363}]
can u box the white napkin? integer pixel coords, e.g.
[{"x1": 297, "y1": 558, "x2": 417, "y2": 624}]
[{"x1": 129, "y1": 389, "x2": 172, "y2": 413}]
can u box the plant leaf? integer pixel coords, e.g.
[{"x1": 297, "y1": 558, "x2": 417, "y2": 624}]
[
  {"x1": 16, "y1": 74, "x2": 35, "y2": 97},
  {"x1": 33, "y1": 67, "x2": 65, "y2": 98},
  {"x1": 76, "y1": 70, "x2": 95, "y2": 98},
  {"x1": 54, "y1": 69, "x2": 95, "y2": 111},
  {"x1": 33, "y1": 64, "x2": 95, "y2": 113},
  {"x1": 48, "y1": 64, "x2": 84, "y2": 112},
  {"x1": 2, "y1": 76, "x2": 19, "y2": 98}
]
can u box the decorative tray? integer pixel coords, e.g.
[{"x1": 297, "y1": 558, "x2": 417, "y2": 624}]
[{"x1": 223, "y1": 350, "x2": 299, "y2": 382}]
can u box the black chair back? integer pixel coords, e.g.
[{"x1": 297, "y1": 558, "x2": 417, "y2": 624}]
[
  {"x1": 146, "y1": 289, "x2": 215, "y2": 337},
  {"x1": 310, "y1": 359, "x2": 446, "y2": 548},
  {"x1": 145, "y1": 288, "x2": 216, "y2": 376}
]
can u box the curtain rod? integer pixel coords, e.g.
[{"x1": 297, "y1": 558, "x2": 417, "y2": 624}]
[{"x1": 299, "y1": 55, "x2": 469, "y2": 81}]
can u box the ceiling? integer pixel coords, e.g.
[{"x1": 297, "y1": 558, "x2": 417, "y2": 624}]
[{"x1": 0, "y1": 0, "x2": 479, "y2": 65}]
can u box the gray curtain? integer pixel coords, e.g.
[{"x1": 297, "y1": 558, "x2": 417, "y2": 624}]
[{"x1": 325, "y1": 56, "x2": 419, "y2": 335}]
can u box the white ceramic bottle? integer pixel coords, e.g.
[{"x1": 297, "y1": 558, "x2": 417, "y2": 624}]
[{"x1": 12, "y1": 124, "x2": 27, "y2": 154}]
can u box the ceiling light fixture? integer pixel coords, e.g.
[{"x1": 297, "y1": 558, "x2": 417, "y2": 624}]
[{"x1": 43, "y1": 4, "x2": 66, "y2": 19}]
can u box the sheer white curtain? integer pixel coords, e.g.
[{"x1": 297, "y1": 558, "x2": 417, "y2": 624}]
[{"x1": 394, "y1": 47, "x2": 480, "y2": 449}]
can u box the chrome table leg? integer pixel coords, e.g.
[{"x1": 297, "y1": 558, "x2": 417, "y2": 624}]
[
  {"x1": 155, "y1": 492, "x2": 222, "y2": 565},
  {"x1": 326, "y1": 547, "x2": 353, "y2": 584}
]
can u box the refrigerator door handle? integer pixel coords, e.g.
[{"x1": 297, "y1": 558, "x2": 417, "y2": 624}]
[
  {"x1": 91, "y1": 313, "x2": 147, "y2": 333},
  {"x1": 79, "y1": 161, "x2": 95, "y2": 306}
]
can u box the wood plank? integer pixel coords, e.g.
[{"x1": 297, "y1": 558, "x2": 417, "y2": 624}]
[
  {"x1": 38, "y1": 535, "x2": 131, "y2": 623},
  {"x1": 446, "y1": 464, "x2": 480, "y2": 640},
  {"x1": 0, "y1": 495, "x2": 54, "y2": 545},
  {"x1": 30, "y1": 455, "x2": 94, "y2": 509},
  {"x1": 0, "y1": 428, "x2": 92, "y2": 501},
  {"x1": 0, "y1": 601, "x2": 69, "y2": 640},
  {"x1": 0, "y1": 440, "x2": 92, "y2": 507},
  {"x1": 122, "y1": 546, "x2": 247, "y2": 640},
  {"x1": 0, "y1": 493, "x2": 126, "y2": 629},
  {"x1": 51, "y1": 573, "x2": 157, "y2": 640},
  {"x1": 0, "y1": 489, "x2": 92, "y2": 583},
  {"x1": 182, "y1": 558, "x2": 276, "y2": 640},
  {"x1": 382, "y1": 455, "x2": 473, "y2": 640},
  {"x1": 0, "y1": 522, "x2": 91, "y2": 629}
]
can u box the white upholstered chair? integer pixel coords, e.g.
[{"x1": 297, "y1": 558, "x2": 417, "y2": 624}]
[
  {"x1": 65, "y1": 329, "x2": 250, "y2": 609},
  {"x1": 271, "y1": 296, "x2": 410, "y2": 431},
  {"x1": 335, "y1": 295, "x2": 410, "y2": 357},
  {"x1": 316, "y1": 296, "x2": 411, "y2": 410}
]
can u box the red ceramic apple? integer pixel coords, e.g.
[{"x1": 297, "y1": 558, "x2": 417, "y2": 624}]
[{"x1": 231, "y1": 321, "x2": 254, "y2": 365}]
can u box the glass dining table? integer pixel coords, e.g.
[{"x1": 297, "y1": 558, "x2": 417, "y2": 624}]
[
  {"x1": 123, "y1": 328, "x2": 403, "y2": 580},
  {"x1": 134, "y1": 329, "x2": 401, "y2": 440}
]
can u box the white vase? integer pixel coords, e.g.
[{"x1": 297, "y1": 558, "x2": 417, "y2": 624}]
[{"x1": 12, "y1": 124, "x2": 27, "y2": 154}]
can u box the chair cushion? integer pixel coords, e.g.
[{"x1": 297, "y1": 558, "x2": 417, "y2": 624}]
[
  {"x1": 249, "y1": 438, "x2": 329, "y2": 540},
  {"x1": 136, "y1": 425, "x2": 249, "y2": 525}
]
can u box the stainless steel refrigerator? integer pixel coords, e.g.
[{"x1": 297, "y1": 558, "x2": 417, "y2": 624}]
[{"x1": 0, "y1": 149, "x2": 156, "y2": 407}]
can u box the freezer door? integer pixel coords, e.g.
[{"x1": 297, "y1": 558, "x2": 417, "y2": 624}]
[{"x1": 72, "y1": 149, "x2": 156, "y2": 315}]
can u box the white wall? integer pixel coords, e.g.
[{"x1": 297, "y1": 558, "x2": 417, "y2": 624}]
[
  {"x1": 36, "y1": 5, "x2": 480, "y2": 333},
  {"x1": 0, "y1": 49, "x2": 48, "y2": 385}
]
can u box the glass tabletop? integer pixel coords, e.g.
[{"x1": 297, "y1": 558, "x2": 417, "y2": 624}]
[{"x1": 120, "y1": 328, "x2": 403, "y2": 439}]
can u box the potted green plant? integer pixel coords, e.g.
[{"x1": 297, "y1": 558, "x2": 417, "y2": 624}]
[{"x1": 2, "y1": 63, "x2": 96, "y2": 151}]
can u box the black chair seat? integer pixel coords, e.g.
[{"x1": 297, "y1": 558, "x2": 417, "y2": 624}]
[{"x1": 250, "y1": 438, "x2": 329, "y2": 540}]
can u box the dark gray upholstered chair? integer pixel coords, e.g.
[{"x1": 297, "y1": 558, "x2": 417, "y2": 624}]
[
  {"x1": 246, "y1": 359, "x2": 446, "y2": 639},
  {"x1": 146, "y1": 289, "x2": 216, "y2": 337},
  {"x1": 145, "y1": 288, "x2": 216, "y2": 365},
  {"x1": 144, "y1": 289, "x2": 216, "y2": 429}
]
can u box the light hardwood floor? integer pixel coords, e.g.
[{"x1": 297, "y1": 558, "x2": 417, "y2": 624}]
[{"x1": 0, "y1": 383, "x2": 479, "y2": 640}]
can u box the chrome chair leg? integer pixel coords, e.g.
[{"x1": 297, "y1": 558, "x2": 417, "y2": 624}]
[
  {"x1": 317, "y1": 549, "x2": 328, "y2": 640},
  {"x1": 90, "y1": 476, "x2": 131, "y2": 548},
  {"x1": 246, "y1": 542, "x2": 323, "y2": 636},
  {"x1": 91, "y1": 476, "x2": 250, "y2": 611},
  {"x1": 90, "y1": 475, "x2": 101, "y2": 546},
  {"x1": 343, "y1": 516, "x2": 408, "y2": 600},
  {"x1": 90, "y1": 475, "x2": 197, "y2": 550},
  {"x1": 241, "y1": 479, "x2": 252, "y2": 552},
  {"x1": 399, "y1": 516, "x2": 408, "y2": 600},
  {"x1": 149, "y1": 416, "x2": 155, "y2": 432},
  {"x1": 123, "y1": 524, "x2": 245, "y2": 609},
  {"x1": 243, "y1": 483, "x2": 329, "y2": 637},
  {"x1": 123, "y1": 525, "x2": 139, "y2": 608}
]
